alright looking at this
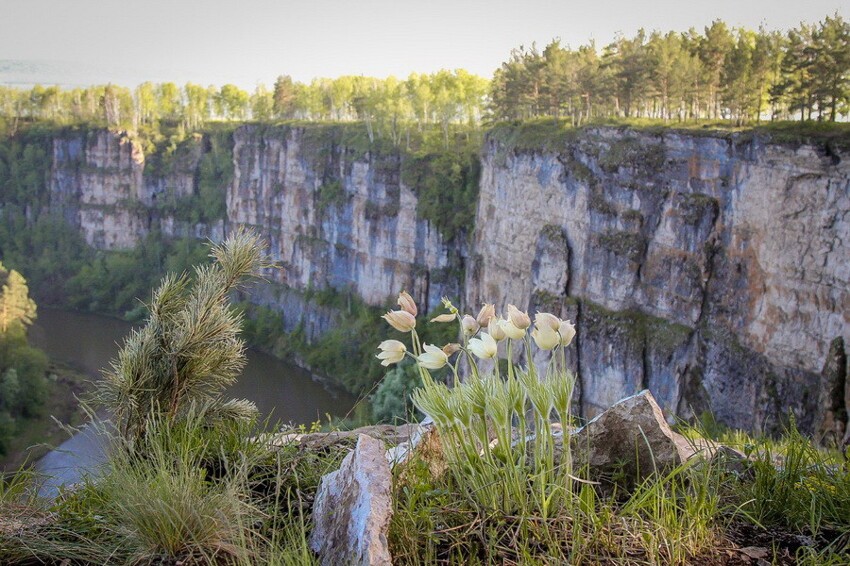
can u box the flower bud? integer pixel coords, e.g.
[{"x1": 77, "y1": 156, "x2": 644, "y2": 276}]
[
  {"x1": 430, "y1": 313, "x2": 457, "y2": 323},
  {"x1": 461, "y1": 314, "x2": 480, "y2": 336},
  {"x1": 506, "y1": 304, "x2": 531, "y2": 330},
  {"x1": 532, "y1": 326, "x2": 559, "y2": 350},
  {"x1": 442, "y1": 343, "x2": 462, "y2": 356},
  {"x1": 558, "y1": 320, "x2": 577, "y2": 347},
  {"x1": 488, "y1": 317, "x2": 507, "y2": 341},
  {"x1": 397, "y1": 290, "x2": 417, "y2": 317},
  {"x1": 476, "y1": 303, "x2": 496, "y2": 327},
  {"x1": 382, "y1": 309, "x2": 416, "y2": 332},
  {"x1": 535, "y1": 312, "x2": 561, "y2": 331}
]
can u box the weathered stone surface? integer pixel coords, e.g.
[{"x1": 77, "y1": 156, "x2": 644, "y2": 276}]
[
  {"x1": 310, "y1": 434, "x2": 393, "y2": 566},
  {"x1": 46, "y1": 125, "x2": 850, "y2": 435},
  {"x1": 572, "y1": 390, "x2": 692, "y2": 488},
  {"x1": 265, "y1": 424, "x2": 419, "y2": 451},
  {"x1": 467, "y1": 129, "x2": 849, "y2": 434},
  {"x1": 228, "y1": 125, "x2": 455, "y2": 312},
  {"x1": 50, "y1": 130, "x2": 218, "y2": 249}
]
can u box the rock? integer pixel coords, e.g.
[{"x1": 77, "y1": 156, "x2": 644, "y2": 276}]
[
  {"x1": 310, "y1": 434, "x2": 393, "y2": 566},
  {"x1": 265, "y1": 424, "x2": 419, "y2": 452},
  {"x1": 572, "y1": 390, "x2": 692, "y2": 489}
]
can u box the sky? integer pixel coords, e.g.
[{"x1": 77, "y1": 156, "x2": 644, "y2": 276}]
[{"x1": 1, "y1": 0, "x2": 848, "y2": 89}]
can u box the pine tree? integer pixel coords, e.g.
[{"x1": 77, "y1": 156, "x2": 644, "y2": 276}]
[{"x1": 96, "y1": 231, "x2": 267, "y2": 442}]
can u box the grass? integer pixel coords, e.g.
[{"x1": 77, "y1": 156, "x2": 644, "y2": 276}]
[
  {"x1": 0, "y1": 411, "x2": 352, "y2": 565},
  {"x1": 386, "y1": 421, "x2": 850, "y2": 565}
]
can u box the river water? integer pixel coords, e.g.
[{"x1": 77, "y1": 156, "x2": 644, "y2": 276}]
[{"x1": 28, "y1": 308, "x2": 358, "y2": 495}]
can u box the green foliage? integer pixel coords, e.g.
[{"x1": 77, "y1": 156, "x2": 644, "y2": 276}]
[
  {"x1": 0, "y1": 262, "x2": 37, "y2": 334},
  {"x1": 401, "y1": 137, "x2": 480, "y2": 241},
  {"x1": 316, "y1": 180, "x2": 346, "y2": 212},
  {"x1": 490, "y1": 14, "x2": 850, "y2": 124},
  {"x1": 3, "y1": 408, "x2": 346, "y2": 565},
  {"x1": 0, "y1": 308, "x2": 48, "y2": 455},
  {"x1": 371, "y1": 362, "x2": 423, "y2": 424},
  {"x1": 0, "y1": 129, "x2": 52, "y2": 208},
  {"x1": 487, "y1": 118, "x2": 579, "y2": 153},
  {"x1": 64, "y1": 233, "x2": 210, "y2": 320},
  {"x1": 736, "y1": 425, "x2": 850, "y2": 541},
  {"x1": 95, "y1": 231, "x2": 266, "y2": 441}
]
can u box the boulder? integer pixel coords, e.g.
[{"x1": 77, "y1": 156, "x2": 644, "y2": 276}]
[
  {"x1": 572, "y1": 390, "x2": 693, "y2": 490},
  {"x1": 310, "y1": 434, "x2": 393, "y2": 566}
]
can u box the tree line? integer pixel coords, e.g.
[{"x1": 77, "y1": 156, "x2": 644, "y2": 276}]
[
  {"x1": 491, "y1": 14, "x2": 850, "y2": 124},
  {"x1": 0, "y1": 13, "x2": 847, "y2": 141},
  {"x1": 0, "y1": 70, "x2": 489, "y2": 145}
]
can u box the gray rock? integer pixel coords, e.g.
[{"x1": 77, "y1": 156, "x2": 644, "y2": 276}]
[
  {"x1": 265, "y1": 423, "x2": 419, "y2": 452},
  {"x1": 310, "y1": 434, "x2": 393, "y2": 566},
  {"x1": 572, "y1": 390, "x2": 692, "y2": 489}
]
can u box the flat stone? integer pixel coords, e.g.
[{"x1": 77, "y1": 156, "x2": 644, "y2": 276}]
[
  {"x1": 310, "y1": 434, "x2": 393, "y2": 566},
  {"x1": 264, "y1": 424, "x2": 419, "y2": 451}
]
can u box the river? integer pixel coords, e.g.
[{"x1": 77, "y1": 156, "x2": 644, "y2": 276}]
[{"x1": 28, "y1": 308, "x2": 358, "y2": 495}]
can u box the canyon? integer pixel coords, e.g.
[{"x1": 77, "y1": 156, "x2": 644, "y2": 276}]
[{"x1": 45, "y1": 124, "x2": 850, "y2": 438}]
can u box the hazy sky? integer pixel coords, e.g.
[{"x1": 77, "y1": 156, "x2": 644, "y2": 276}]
[{"x1": 1, "y1": 0, "x2": 848, "y2": 89}]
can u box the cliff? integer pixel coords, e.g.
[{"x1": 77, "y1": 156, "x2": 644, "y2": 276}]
[
  {"x1": 226, "y1": 125, "x2": 454, "y2": 316},
  {"x1": 468, "y1": 126, "x2": 849, "y2": 435},
  {"x1": 43, "y1": 124, "x2": 850, "y2": 436},
  {"x1": 49, "y1": 129, "x2": 224, "y2": 249}
]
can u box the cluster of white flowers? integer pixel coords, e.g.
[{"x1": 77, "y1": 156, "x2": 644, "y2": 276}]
[{"x1": 376, "y1": 291, "x2": 576, "y2": 377}]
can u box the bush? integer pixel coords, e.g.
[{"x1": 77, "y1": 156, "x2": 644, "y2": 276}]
[{"x1": 371, "y1": 363, "x2": 423, "y2": 423}]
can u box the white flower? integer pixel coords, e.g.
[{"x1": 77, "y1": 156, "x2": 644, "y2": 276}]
[
  {"x1": 534, "y1": 312, "x2": 561, "y2": 331},
  {"x1": 468, "y1": 332, "x2": 498, "y2": 359},
  {"x1": 532, "y1": 325, "x2": 559, "y2": 350},
  {"x1": 383, "y1": 310, "x2": 416, "y2": 332},
  {"x1": 498, "y1": 318, "x2": 526, "y2": 340},
  {"x1": 506, "y1": 304, "x2": 531, "y2": 329},
  {"x1": 397, "y1": 290, "x2": 417, "y2": 316},
  {"x1": 461, "y1": 315, "x2": 480, "y2": 336},
  {"x1": 430, "y1": 313, "x2": 457, "y2": 323},
  {"x1": 558, "y1": 320, "x2": 577, "y2": 347},
  {"x1": 376, "y1": 340, "x2": 406, "y2": 366},
  {"x1": 417, "y1": 344, "x2": 449, "y2": 370}
]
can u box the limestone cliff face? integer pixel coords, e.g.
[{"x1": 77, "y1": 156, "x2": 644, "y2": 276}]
[
  {"x1": 50, "y1": 130, "x2": 147, "y2": 249},
  {"x1": 226, "y1": 126, "x2": 454, "y2": 315},
  {"x1": 46, "y1": 126, "x2": 849, "y2": 435},
  {"x1": 50, "y1": 130, "x2": 222, "y2": 249},
  {"x1": 467, "y1": 128, "x2": 849, "y2": 434}
]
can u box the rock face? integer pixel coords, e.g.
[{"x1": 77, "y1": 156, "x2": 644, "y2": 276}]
[
  {"x1": 310, "y1": 434, "x2": 393, "y2": 566},
  {"x1": 50, "y1": 130, "x2": 223, "y2": 249},
  {"x1": 227, "y1": 125, "x2": 454, "y2": 313},
  {"x1": 45, "y1": 125, "x2": 850, "y2": 434},
  {"x1": 468, "y1": 128, "x2": 850, "y2": 434}
]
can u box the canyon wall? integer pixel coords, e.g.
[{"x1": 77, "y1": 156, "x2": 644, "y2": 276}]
[
  {"x1": 468, "y1": 127, "x2": 849, "y2": 435},
  {"x1": 45, "y1": 125, "x2": 850, "y2": 436}
]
